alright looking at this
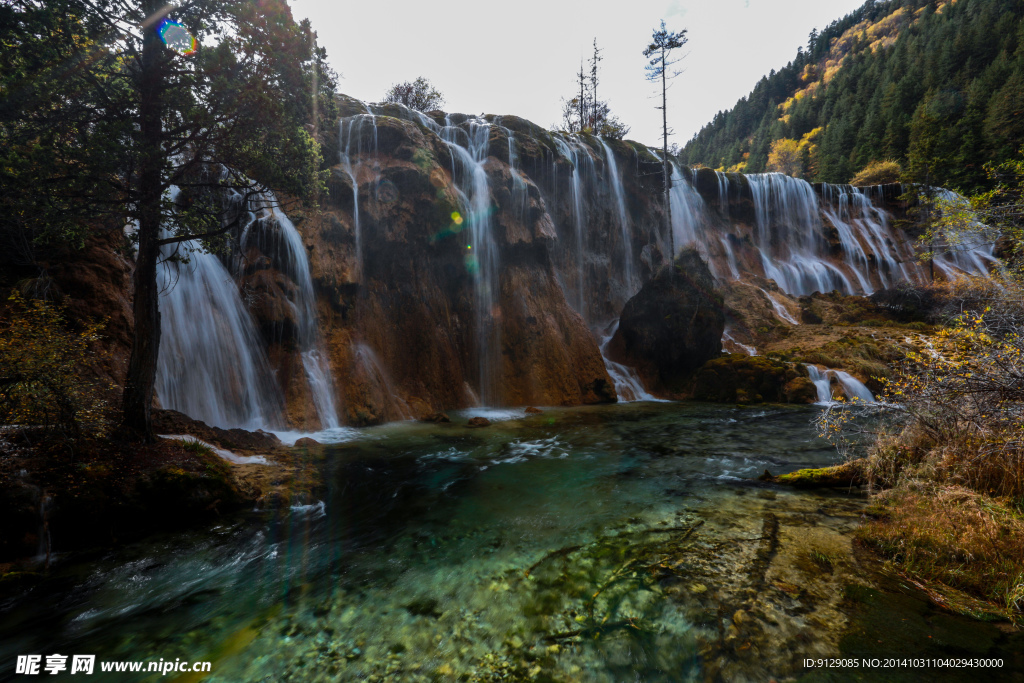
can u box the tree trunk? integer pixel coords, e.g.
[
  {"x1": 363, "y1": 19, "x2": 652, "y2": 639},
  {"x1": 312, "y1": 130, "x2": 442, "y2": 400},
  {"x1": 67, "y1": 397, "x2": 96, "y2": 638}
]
[
  {"x1": 121, "y1": 9, "x2": 164, "y2": 442},
  {"x1": 662, "y1": 47, "x2": 673, "y2": 262}
]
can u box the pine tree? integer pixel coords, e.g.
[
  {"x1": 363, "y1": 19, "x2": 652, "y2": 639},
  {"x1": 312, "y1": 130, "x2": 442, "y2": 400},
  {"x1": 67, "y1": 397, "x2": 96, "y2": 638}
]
[{"x1": 644, "y1": 20, "x2": 688, "y2": 259}]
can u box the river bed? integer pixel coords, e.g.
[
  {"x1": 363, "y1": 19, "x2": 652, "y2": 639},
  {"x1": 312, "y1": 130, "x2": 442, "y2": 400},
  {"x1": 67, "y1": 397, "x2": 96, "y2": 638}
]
[{"x1": 1, "y1": 403, "x2": 1020, "y2": 682}]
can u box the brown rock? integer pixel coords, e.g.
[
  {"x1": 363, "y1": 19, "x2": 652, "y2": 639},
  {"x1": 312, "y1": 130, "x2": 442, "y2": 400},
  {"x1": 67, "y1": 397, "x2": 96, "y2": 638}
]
[
  {"x1": 419, "y1": 412, "x2": 451, "y2": 423},
  {"x1": 467, "y1": 416, "x2": 491, "y2": 428},
  {"x1": 783, "y1": 376, "x2": 818, "y2": 404},
  {"x1": 524, "y1": 406, "x2": 543, "y2": 414},
  {"x1": 293, "y1": 437, "x2": 322, "y2": 449}
]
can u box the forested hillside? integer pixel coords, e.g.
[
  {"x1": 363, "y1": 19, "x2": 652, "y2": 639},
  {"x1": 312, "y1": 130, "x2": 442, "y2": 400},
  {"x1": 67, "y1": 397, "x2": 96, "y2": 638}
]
[{"x1": 679, "y1": 0, "x2": 1024, "y2": 191}]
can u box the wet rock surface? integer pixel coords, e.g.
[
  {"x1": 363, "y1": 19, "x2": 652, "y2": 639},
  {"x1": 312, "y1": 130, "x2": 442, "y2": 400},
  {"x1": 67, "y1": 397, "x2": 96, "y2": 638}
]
[{"x1": 608, "y1": 249, "x2": 725, "y2": 396}]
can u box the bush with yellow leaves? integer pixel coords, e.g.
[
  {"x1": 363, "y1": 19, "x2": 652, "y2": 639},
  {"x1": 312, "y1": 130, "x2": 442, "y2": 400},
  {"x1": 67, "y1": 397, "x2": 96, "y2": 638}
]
[
  {"x1": 817, "y1": 276, "x2": 1024, "y2": 616},
  {"x1": 0, "y1": 291, "x2": 113, "y2": 440}
]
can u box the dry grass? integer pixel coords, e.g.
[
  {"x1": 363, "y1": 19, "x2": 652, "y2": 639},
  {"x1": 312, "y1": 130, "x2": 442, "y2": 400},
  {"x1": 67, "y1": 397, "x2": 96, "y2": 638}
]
[{"x1": 861, "y1": 485, "x2": 1024, "y2": 614}]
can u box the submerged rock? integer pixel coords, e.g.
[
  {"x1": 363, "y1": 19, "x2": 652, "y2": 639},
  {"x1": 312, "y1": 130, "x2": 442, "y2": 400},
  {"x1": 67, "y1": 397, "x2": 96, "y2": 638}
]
[
  {"x1": 524, "y1": 406, "x2": 543, "y2": 414},
  {"x1": 419, "y1": 412, "x2": 450, "y2": 423},
  {"x1": 467, "y1": 417, "x2": 491, "y2": 428},
  {"x1": 608, "y1": 249, "x2": 725, "y2": 396}
]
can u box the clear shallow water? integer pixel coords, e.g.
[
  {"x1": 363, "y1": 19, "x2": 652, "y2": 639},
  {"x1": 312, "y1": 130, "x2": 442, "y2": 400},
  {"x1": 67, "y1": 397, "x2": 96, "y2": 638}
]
[{"x1": 2, "y1": 403, "x2": 1021, "y2": 682}]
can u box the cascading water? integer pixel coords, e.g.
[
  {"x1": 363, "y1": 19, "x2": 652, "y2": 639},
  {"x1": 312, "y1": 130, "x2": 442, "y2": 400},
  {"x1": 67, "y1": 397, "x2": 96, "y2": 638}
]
[
  {"x1": 599, "y1": 320, "x2": 656, "y2": 402},
  {"x1": 155, "y1": 235, "x2": 285, "y2": 431},
  {"x1": 503, "y1": 128, "x2": 531, "y2": 227},
  {"x1": 722, "y1": 327, "x2": 757, "y2": 356},
  {"x1": 759, "y1": 288, "x2": 799, "y2": 325},
  {"x1": 599, "y1": 140, "x2": 636, "y2": 297},
  {"x1": 833, "y1": 370, "x2": 875, "y2": 403},
  {"x1": 667, "y1": 161, "x2": 707, "y2": 262},
  {"x1": 338, "y1": 111, "x2": 380, "y2": 277},
  {"x1": 806, "y1": 366, "x2": 833, "y2": 403},
  {"x1": 819, "y1": 184, "x2": 917, "y2": 293},
  {"x1": 235, "y1": 191, "x2": 341, "y2": 429},
  {"x1": 553, "y1": 135, "x2": 596, "y2": 317},
  {"x1": 930, "y1": 188, "x2": 1001, "y2": 278},
  {"x1": 390, "y1": 106, "x2": 502, "y2": 404},
  {"x1": 747, "y1": 173, "x2": 853, "y2": 296},
  {"x1": 806, "y1": 365, "x2": 875, "y2": 404},
  {"x1": 714, "y1": 171, "x2": 730, "y2": 216}
]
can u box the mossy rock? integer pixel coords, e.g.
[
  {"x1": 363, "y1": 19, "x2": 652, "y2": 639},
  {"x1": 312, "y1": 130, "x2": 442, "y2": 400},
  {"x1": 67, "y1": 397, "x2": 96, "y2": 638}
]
[
  {"x1": 693, "y1": 354, "x2": 812, "y2": 404},
  {"x1": 759, "y1": 461, "x2": 866, "y2": 488}
]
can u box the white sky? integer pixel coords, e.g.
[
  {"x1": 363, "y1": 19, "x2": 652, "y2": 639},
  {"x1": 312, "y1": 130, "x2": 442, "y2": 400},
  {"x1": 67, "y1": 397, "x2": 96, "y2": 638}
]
[{"x1": 291, "y1": 0, "x2": 866, "y2": 148}]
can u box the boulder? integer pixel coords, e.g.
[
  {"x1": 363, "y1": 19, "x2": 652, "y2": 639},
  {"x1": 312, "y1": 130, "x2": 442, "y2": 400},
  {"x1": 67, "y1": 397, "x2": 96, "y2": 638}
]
[
  {"x1": 693, "y1": 355, "x2": 814, "y2": 404},
  {"x1": 608, "y1": 249, "x2": 725, "y2": 395},
  {"x1": 293, "y1": 437, "x2": 322, "y2": 449},
  {"x1": 524, "y1": 406, "x2": 543, "y2": 414},
  {"x1": 467, "y1": 416, "x2": 491, "y2": 428},
  {"x1": 419, "y1": 412, "x2": 451, "y2": 423}
]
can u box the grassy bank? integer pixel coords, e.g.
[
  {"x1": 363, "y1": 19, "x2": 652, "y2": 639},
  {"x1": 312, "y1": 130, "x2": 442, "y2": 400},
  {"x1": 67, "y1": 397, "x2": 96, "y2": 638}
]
[{"x1": 817, "y1": 277, "x2": 1024, "y2": 624}]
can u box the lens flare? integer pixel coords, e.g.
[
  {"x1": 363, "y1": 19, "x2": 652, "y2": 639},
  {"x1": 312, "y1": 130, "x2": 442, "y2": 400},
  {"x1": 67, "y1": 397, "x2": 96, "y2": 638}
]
[
  {"x1": 158, "y1": 19, "x2": 197, "y2": 56},
  {"x1": 451, "y1": 212, "x2": 463, "y2": 225}
]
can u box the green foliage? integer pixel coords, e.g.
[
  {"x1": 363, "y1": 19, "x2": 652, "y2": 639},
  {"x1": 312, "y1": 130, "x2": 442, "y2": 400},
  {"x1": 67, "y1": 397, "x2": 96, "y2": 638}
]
[
  {"x1": 0, "y1": 0, "x2": 337, "y2": 265},
  {"x1": 382, "y1": 76, "x2": 445, "y2": 112},
  {"x1": 680, "y1": 0, "x2": 1024, "y2": 190},
  {"x1": 559, "y1": 40, "x2": 630, "y2": 139},
  {"x1": 179, "y1": 438, "x2": 216, "y2": 457},
  {"x1": 0, "y1": 292, "x2": 113, "y2": 439}
]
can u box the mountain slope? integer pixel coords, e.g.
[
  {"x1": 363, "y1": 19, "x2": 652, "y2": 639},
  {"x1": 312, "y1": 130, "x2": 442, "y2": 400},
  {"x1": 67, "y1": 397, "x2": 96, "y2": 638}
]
[{"x1": 679, "y1": 0, "x2": 1024, "y2": 191}]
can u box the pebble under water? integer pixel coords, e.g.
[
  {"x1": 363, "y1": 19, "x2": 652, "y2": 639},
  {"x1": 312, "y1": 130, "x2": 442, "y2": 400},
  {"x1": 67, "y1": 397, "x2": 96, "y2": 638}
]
[{"x1": 2, "y1": 403, "x2": 1022, "y2": 682}]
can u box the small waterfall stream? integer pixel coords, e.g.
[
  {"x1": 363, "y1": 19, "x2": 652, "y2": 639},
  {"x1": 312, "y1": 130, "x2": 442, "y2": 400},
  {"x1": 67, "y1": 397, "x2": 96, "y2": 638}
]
[
  {"x1": 806, "y1": 365, "x2": 875, "y2": 404},
  {"x1": 599, "y1": 140, "x2": 635, "y2": 297},
  {"x1": 338, "y1": 111, "x2": 380, "y2": 277},
  {"x1": 237, "y1": 192, "x2": 341, "y2": 429},
  {"x1": 553, "y1": 135, "x2": 594, "y2": 318},
  {"x1": 599, "y1": 320, "x2": 657, "y2": 402}
]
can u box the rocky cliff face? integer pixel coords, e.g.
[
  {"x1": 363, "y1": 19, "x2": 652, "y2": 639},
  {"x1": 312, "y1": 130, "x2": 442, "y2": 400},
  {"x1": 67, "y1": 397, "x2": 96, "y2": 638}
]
[
  {"x1": 170, "y1": 95, "x2": 997, "y2": 428},
  {"x1": 33, "y1": 94, "x2": 993, "y2": 431}
]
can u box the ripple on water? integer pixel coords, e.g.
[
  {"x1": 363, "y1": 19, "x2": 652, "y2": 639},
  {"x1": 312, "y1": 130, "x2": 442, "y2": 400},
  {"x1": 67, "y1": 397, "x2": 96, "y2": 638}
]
[{"x1": 1, "y1": 402, "x2": 1017, "y2": 682}]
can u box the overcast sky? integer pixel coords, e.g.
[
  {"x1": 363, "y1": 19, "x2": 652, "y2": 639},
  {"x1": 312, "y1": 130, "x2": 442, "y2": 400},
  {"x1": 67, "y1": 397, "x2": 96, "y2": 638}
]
[{"x1": 291, "y1": 0, "x2": 866, "y2": 148}]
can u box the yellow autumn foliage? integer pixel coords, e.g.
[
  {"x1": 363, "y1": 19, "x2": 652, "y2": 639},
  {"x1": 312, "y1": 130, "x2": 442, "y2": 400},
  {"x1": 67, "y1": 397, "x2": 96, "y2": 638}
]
[
  {"x1": 766, "y1": 138, "x2": 803, "y2": 177},
  {"x1": 0, "y1": 291, "x2": 113, "y2": 439}
]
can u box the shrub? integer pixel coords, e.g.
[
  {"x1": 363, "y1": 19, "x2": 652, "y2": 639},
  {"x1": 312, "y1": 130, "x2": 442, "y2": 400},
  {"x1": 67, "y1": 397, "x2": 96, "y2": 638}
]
[
  {"x1": 0, "y1": 291, "x2": 113, "y2": 439},
  {"x1": 850, "y1": 159, "x2": 901, "y2": 186}
]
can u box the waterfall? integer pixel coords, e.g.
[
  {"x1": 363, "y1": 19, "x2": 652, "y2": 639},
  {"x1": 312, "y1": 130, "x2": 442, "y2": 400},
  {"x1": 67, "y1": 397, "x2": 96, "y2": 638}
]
[
  {"x1": 930, "y1": 188, "x2": 1000, "y2": 278},
  {"x1": 832, "y1": 370, "x2": 875, "y2": 403},
  {"x1": 806, "y1": 366, "x2": 832, "y2": 403},
  {"x1": 759, "y1": 288, "x2": 799, "y2": 325},
  {"x1": 391, "y1": 107, "x2": 502, "y2": 404},
  {"x1": 819, "y1": 184, "x2": 918, "y2": 293},
  {"x1": 236, "y1": 191, "x2": 341, "y2": 429},
  {"x1": 553, "y1": 135, "x2": 595, "y2": 317},
  {"x1": 338, "y1": 112, "x2": 379, "y2": 277},
  {"x1": 599, "y1": 320, "x2": 656, "y2": 402},
  {"x1": 806, "y1": 365, "x2": 875, "y2": 404},
  {"x1": 714, "y1": 171, "x2": 730, "y2": 216},
  {"x1": 747, "y1": 173, "x2": 853, "y2": 296},
  {"x1": 502, "y1": 125, "x2": 531, "y2": 226},
  {"x1": 155, "y1": 236, "x2": 285, "y2": 431},
  {"x1": 668, "y1": 162, "x2": 707, "y2": 261},
  {"x1": 722, "y1": 328, "x2": 757, "y2": 356},
  {"x1": 600, "y1": 140, "x2": 635, "y2": 297}
]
